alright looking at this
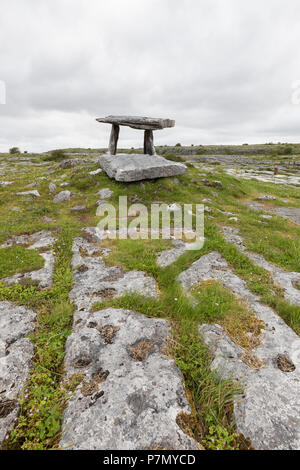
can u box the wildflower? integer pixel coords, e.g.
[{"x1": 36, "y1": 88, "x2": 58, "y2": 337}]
[
  {"x1": 36, "y1": 409, "x2": 40, "y2": 413},
  {"x1": 5, "y1": 435, "x2": 9, "y2": 440}
]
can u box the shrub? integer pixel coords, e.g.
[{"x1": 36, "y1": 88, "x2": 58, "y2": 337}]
[
  {"x1": 9, "y1": 147, "x2": 20, "y2": 154},
  {"x1": 44, "y1": 149, "x2": 66, "y2": 161}
]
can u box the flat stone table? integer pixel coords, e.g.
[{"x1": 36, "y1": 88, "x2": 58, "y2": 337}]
[{"x1": 96, "y1": 115, "x2": 187, "y2": 182}]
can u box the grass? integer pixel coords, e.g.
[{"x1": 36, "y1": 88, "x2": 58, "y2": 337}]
[{"x1": 0, "y1": 246, "x2": 44, "y2": 279}]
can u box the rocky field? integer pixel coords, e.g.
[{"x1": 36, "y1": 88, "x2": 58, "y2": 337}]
[{"x1": 0, "y1": 148, "x2": 299, "y2": 450}]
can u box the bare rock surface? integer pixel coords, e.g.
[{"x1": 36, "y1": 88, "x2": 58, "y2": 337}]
[
  {"x1": 99, "y1": 154, "x2": 187, "y2": 182},
  {"x1": 178, "y1": 251, "x2": 300, "y2": 450},
  {"x1": 53, "y1": 190, "x2": 71, "y2": 203},
  {"x1": 3, "y1": 252, "x2": 54, "y2": 288},
  {"x1": 55, "y1": 159, "x2": 88, "y2": 169},
  {"x1": 1, "y1": 231, "x2": 57, "y2": 288},
  {"x1": 97, "y1": 188, "x2": 114, "y2": 200},
  {"x1": 222, "y1": 226, "x2": 300, "y2": 306},
  {"x1": 70, "y1": 237, "x2": 158, "y2": 312},
  {"x1": 60, "y1": 308, "x2": 197, "y2": 450},
  {"x1": 60, "y1": 232, "x2": 197, "y2": 450},
  {"x1": 16, "y1": 190, "x2": 40, "y2": 198},
  {"x1": 1, "y1": 230, "x2": 57, "y2": 250},
  {"x1": 0, "y1": 302, "x2": 36, "y2": 443},
  {"x1": 157, "y1": 240, "x2": 187, "y2": 268},
  {"x1": 96, "y1": 116, "x2": 175, "y2": 130},
  {"x1": 246, "y1": 201, "x2": 300, "y2": 225}
]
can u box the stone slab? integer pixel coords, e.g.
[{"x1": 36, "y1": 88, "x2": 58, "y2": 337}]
[
  {"x1": 178, "y1": 252, "x2": 300, "y2": 450},
  {"x1": 99, "y1": 154, "x2": 187, "y2": 182},
  {"x1": 96, "y1": 116, "x2": 175, "y2": 130},
  {"x1": 60, "y1": 308, "x2": 197, "y2": 450},
  {"x1": 0, "y1": 302, "x2": 36, "y2": 443}
]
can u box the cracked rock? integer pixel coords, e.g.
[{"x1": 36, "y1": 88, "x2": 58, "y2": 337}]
[
  {"x1": 178, "y1": 251, "x2": 300, "y2": 450},
  {"x1": 0, "y1": 302, "x2": 36, "y2": 443},
  {"x1": 60, "y1": 308, "x2": 197, "y2": 450}
]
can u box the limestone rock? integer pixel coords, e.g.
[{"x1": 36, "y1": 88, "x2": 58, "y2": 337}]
[
  {"x1": 179, "y1": 251, "x2": 300, "y2": 450},
  {"x1": 60, "y1": 308, "x2": 197, "y2": 450},
  {"x1": 70, "y1": 237, "x2": 158, "y2": 312},
  {"x1": 98, "y1": 188, "x2": 114, "y2": 200},
  {"x1": 96, "y1": 116, "x2": 175, "y2": 130},
  {"x1": 53, "y1": 190, "x2": 71, "y2": 203},
  {"x1": 49, "y1": 183, "x2": 56, "y2": 193},
  {"x1": 222, "y1": 226, "x2": 300, "y2": 306},
  {"x1": 55, "y1": 159, "x2": 88, "y2": 169},
  {"x1": 99, "y1": 154, "x2": 187, "y2": 182},
  {"x1": 157, "y1": 240, "x2": 187, "y2": 268},
  {"x1": 0, "y1": 302, "x2": 36, "y2": 443},
  {"x1": 4, "y1": 252, "x2": 55, "y2": 289},
  {"x1": 16, "y1": 190, "x2": 40, "y2": 198},
  {"x1": 71, "y1": 205, "x2": 87, "y2": 212},
  {"x1": 89, "y1": 169, "x2": 103, "y2": 176},
  {"x1": 1, "y1": 230, "x2": 57, "y2": 250}
]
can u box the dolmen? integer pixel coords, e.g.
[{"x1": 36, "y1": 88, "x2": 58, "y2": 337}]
[{"x1": 96, "y1": 116, "x2": 187, "y2": 182}]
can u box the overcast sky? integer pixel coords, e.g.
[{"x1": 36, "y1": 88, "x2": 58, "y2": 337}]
[{"x1": 0, "y1": 0, "x2": 300, "y2": 152}]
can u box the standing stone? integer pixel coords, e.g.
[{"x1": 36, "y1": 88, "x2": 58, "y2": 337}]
[
  {"x1": 108, "y1": 124, "x2": 120, "y2": 155},
  {"x1": 144, "y1": 130, "x2": 155, "y2": 156}
]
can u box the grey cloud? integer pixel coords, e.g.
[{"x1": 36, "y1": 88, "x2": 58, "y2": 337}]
[{"x1": 0, "y1": 0, "x2": 300, "y2": 152}]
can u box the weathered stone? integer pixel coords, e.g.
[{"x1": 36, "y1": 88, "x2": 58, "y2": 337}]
[
  {"x1": 144, "y1": 130, "x2": 155, "y2": 156},
  {"x1": 49, "y1": 183, "x2": 56, "y2": 193},
  {"x1": 71, "y1": 205, "x2": 87, "y2": 212},
  {"x1": 178, "y1": 252, "x2": 300, "y2": 450},
  {"x1": 89, "y1": 169, "x2": 102, "y2": 176},
  {"x1": 222, "y1": 226, "x2": 300, "y2": 306},
  {"x1": 157, "y1": 240, "x2": 187, "y2": 268},
  {"x1": 1, "y1": 230, "x2": 57, "y2": 250},
  {"x1": 247, "y1": 202, "x2": 300, "y2": 226},
  {"x1": 4, "y1": 252, "x2": 55, "y2": 289},
  {"x1": 0, "y1": 181, "x2": 13, "y2": 187},
  {"x1": 108, "y1": 124, "x2": 120, "y2": 155},
  {"x1": 60, "y1": 308, "x2": 197, "y2": 450},
  {"x1": 99, "y1": 154, "x2": 187, "y2": 182},
  {"x1": 16, "y1": 190, "x2": 40, "y2": 198},
  {"x1": 257, "y1": 195, "x2": 277, "y2": 201},
  {"x1": 53, "y1": 190, "x2": 71, "y2": 203},
  {"x1": 0, "y1": 302, "x2": 36, "y2": 443},
  {"x1": 96, "y1": 116, "x2": 175, "y2": 131},
  {"x1": 97, "y1": 188, "x2": 114, "y2": 200},
  {"x1": 55, "y1": 159, "x2": 88, "y2": 169},
  {"x1": 70, "y1": 237, "x2": 158, "y2": 312}
]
